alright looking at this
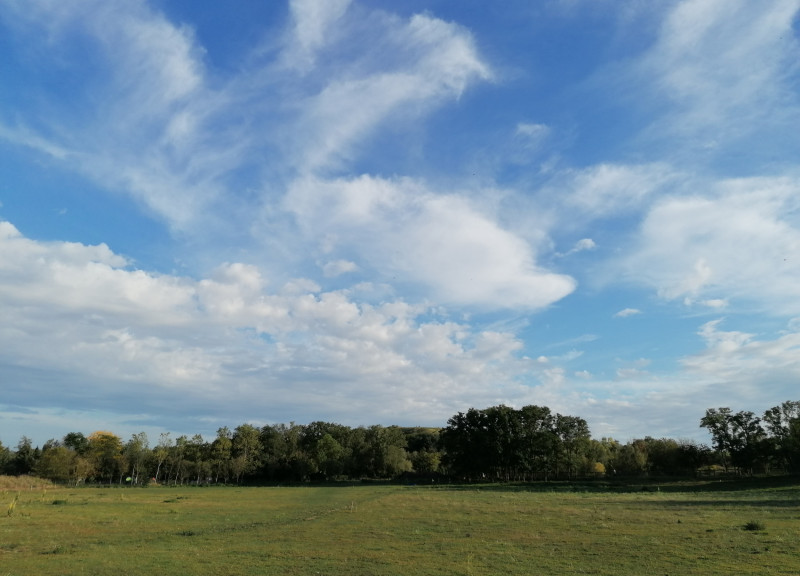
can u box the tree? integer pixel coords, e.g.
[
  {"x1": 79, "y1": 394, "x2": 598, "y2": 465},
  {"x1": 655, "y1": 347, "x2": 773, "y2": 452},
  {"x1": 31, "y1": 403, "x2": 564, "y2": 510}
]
[
  {"x1": 404, "y1": 428, "x2": 442, "y2": 475},
  {"x1": 12, "y1": 436, "x2": 39, "y2": 475},
  {"x1": 87, "y1": 431, "x2": 125, "y2": 483},
  {"x1": 210, "y1": 427, "x2": 233, "y2": 483},
  {"x1": 35, "y1": 446, "x2": 76, "y2": 483},
  {"x1": 260, "y1": 422, "x2": 314, "y2": 481},
  {"x1": 728, "y1": 411, "x2": 766, "y2": 474},
  {"x1": 442, "y1": 405, "x2": 592, "y2": 481},
  {"x1": 63, "y1": 432, "x2": 89, "y2": 456},
  {"x1": 611, "y1": 440, "x2": 648, "y2": 476},
  {"x1": 482, "y1": 405, "x2": 523, "y2": 480},
  {"x1": 153, "y1": 433, "x2": 172, "y2": 483},
  {"x1": 125, "y1": 432, "x2": 151, "y2": 485},
  {"x1": 675, "y1": 440, "x2": 712, "y2": 475},
  {"x1": 441, "y1": 408, "x2": 492, "y2": 479},
  {"x1": 518, "y1": 405, "x2": 557, "y2": 480},
  {"x1": 185, "y1": 434, "x2": 210, "y2": 484},
  {"x1": 314, "y1": 434, "x2": 346, "y2": 478},
  {"x1": 301, "y1": 422, "x2": 351, "y2": 478},
  {"x1": 700, "y1": 408, "x2": 735, "y2": 471},
  {"x1": 357, "y1": 426, "x2": 411, "y2": 478},
  {"x1": 762, "y1": 401, "x2": 800, "y2": 473},
  {"x1": 701, "y1": 408, "x2": 766, "y2": 475},
  {"x1": 232, "y1": 424, "x2": 262, "y2": 483},
  {"x1": 169, "y1": 435, "x2": 190, "y2": 484},
  {"x1": 410, "y1": 449, "x2": 441, "y2": 474},
  {"x1": 0, "y1": 440, "x2": 12, "y2": 475},
  {"x1": 554, "y1": 415, "x2": 590, "y2": 479}
]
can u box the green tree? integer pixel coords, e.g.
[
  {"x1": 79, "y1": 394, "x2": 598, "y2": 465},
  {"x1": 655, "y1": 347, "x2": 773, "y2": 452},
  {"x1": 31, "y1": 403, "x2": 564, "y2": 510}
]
[
  {"x1": 700, "y1": 407, "x2": 735, "y2": 471},
  {"x1": 315, "y1": 433, "x2": 346, "y2": 478},
  {"x1": 359, "y1": 425, "x2": 411, "y2": 478},
  {"x1": 12, "y1": 436, "x2": 39, "y2": 475},
  {"x1": 554, "y1": 415, "x2": 590, "y2": 479},
  {"x1": 124, "y1": 432, "x2": 151, "y2": 485},
  {"x1": 87, "y1": 431, "x2": 125, "y2": 483},
  {"x1": 232, "y1": 424, "x2": 262, "y2": 483},
  {"x1": 185, "y1": 434, "x2": 210, "y2": 484},
  {"x1": 441, "y1": 408, "x2": 492, "y2": 479},
  {"x1": 210, "y1": 427, "x2": 233, "y2": 483},
  {"x1": 153, "y1": 432, "x2": 172, "y2": 483},
  {"x1": 762, "y1": 401, "x2": 800, "y2": 473},
  {"x1": 63, "y1": 432, "x2": 89, "y2": 455},
  {"x1": 518, "y1": 405, "x2": 557, "y2": 480},
  {"x1": 410, "y1": 449, "x2": 441, "y2": 474},
  {"x1": 611, "y1": 440, "x2": 649, "y2": 476},
  {"x1": 35, "y1": 445, "x2": 76, "y2": 483},
  {"x1": 169, "y1": 435, "x2": 190, "y2": 484},
  {"x1": 0, "y1": 440, "x2": 12, "y2": 474},
  {"x1": 404, "y1": 428, "x2": 442, "y2": 475},
  {"x1": 701, "y1": 408, "x2": 766, "y2": 474}
]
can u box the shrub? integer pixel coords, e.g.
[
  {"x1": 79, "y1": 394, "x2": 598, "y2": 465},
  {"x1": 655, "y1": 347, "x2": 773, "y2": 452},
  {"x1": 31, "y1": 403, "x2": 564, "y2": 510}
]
[{"x1": 743, "y1": 520, "x2": 765, "y2": 531}]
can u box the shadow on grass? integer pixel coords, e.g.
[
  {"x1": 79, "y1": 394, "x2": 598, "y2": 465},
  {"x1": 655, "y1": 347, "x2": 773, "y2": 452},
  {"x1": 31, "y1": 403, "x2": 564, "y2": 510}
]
[{"x1": 421, "y1": 475, "x2": 800, "y2": 496}]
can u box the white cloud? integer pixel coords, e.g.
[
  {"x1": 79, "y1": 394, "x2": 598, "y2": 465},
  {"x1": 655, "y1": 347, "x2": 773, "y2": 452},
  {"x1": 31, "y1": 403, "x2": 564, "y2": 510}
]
[
  {"x1": 515, "y1": 123, "x2": 551, "y2": 151},
  {"x1": 0, "y1": 0, "x2": 235, "y2": 232},
  {"x1": 550, "y1": 163, "x2": 677, "y2": 222},
  {"x1": 614, "y1": 308, "x2": 641, "y2": 318},
  {"x1": 286, "y1": 175, "x2": 576, "y2": 309},
  {"x1": 0, "y1": 0, "x2": 494, "y2": 247},
  {"x1": 322, "y1": 259, "x2": 358, "y2": 277},
  {"x1": 285, "y1": 0, "x2": 352, "y2": 70},
  {"x1": 292, "y1": 12, "x2": 492, "y2": 171},
  {"x1": 681, "y1": 319, "x2": 800, "y2": 402},
  {"x1": 516, "y1": 123, "x2": 550, "y2": 138},
  {"x1": 557, "y1": 238, "x2": 597, "y2": 257},
  {"x1": 698, "y1": 298, "x2": 728, "y2": 309},
  {"x1": 638, "y1": 0, "x2": 800, "y2": 146},
  {"x1": 625, "y1": 176, "x2": 800, "y2": 314},
  {"x1": 0, "y1": 220, "x2": 560, "y2": 435}
]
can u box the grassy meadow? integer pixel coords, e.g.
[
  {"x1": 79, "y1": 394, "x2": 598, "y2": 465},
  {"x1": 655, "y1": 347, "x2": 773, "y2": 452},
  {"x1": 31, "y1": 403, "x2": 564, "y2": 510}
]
[{"x1": 2, "y1": 477, "x2": 800, "y2": 575}]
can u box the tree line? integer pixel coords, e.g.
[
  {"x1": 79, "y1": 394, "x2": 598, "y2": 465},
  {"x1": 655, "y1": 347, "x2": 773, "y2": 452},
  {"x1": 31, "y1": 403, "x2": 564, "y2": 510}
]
[{"x1": 1, "y1": 401, "x2": 797, "y2": 485}]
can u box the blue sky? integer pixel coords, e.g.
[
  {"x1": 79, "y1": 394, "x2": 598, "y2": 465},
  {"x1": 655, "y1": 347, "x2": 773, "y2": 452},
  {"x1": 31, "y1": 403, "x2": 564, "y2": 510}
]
[{"x1": 1, "y1": 0, "x2": 800, "y2": 446}]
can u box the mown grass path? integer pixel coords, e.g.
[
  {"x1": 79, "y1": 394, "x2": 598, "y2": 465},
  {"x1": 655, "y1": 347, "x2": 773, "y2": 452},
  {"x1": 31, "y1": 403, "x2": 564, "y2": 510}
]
[{"x1": 2, "y1": 481, "x2": 800, "y2": 575}]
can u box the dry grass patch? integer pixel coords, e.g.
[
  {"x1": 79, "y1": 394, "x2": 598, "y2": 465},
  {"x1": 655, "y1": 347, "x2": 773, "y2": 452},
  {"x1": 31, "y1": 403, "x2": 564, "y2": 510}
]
[{"x1": 0, "y1": 475, "x2": 55, "y2": 491}]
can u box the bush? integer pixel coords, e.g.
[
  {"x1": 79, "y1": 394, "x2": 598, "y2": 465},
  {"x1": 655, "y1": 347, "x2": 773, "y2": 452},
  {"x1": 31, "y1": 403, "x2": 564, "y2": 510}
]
[{"x1": 743, "y1": 520, "x2": 765, "y2": 531}]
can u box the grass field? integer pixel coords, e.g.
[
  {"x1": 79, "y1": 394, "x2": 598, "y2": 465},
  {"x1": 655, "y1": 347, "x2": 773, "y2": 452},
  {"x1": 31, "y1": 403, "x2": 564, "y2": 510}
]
[{"x1": 2, "y1": 477, "x2": 800, "y2": 575}]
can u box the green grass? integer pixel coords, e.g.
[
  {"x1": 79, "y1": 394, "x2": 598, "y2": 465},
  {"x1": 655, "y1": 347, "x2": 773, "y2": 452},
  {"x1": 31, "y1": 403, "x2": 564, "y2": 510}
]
[{"x1": 2, "y1": 479, "x2": 800, "y2": 575}]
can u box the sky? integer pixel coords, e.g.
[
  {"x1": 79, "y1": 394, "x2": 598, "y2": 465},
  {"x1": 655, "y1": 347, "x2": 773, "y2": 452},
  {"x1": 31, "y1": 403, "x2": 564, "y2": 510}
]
[{"x1": 1, "y1": 0, "x2": 800, "y2": 447}]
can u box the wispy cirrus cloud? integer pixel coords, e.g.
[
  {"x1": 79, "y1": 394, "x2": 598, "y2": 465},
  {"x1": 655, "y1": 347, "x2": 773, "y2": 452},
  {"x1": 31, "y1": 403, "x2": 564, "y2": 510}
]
[
  {"x1": 635, "y1": 0, "x2": 800, "y2": 157},
  {"x1": 1, "y1": 0, "x2": 539, "y2": 314},
  {"x1": 283, "y1": 0, "x2": 353, "y2": 71},
  {"x1": 287, "y1": 12, "x2": 492, "y2": 172}
]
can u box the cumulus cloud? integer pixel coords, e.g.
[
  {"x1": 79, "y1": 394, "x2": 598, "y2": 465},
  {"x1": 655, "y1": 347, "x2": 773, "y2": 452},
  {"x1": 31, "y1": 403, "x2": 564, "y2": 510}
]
[
  {"x1": 286, "y1": 175, "x2": 576, "y2": 309},
  {"x1": 681, "y1": 319, "x2": 800, "y2": 402},
  {"x1": 625, "y1": 176, "x2": 800, "y2": 314},
  {"x1": 0, "y1": 220, "x2": 561, "y2": 434}
]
